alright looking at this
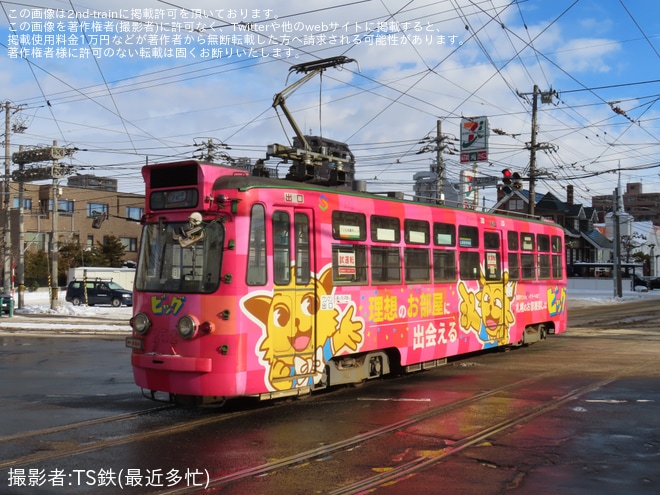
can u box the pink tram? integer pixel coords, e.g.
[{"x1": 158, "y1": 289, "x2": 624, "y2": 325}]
[{"x1": 126, "y1": 160, "x2": 567, "y2": 404}]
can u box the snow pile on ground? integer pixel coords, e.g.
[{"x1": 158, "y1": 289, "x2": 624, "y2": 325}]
[
  {"x1": 9, "y1": 290, "x2": 132, "y2": 319},
  {"x1": 566, "y1": 288, "x2": 660, "y2": 308},
  {"x1": 0, "y1": 290, "x2": 132, "y2": 334},
  {"x1": 7, "y1": 287, "x2": 660, "y2": 316}
]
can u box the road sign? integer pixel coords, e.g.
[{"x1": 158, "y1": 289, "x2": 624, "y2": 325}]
[{"x1": 471, "y1": 176, "x2": 499, "y2": 187}]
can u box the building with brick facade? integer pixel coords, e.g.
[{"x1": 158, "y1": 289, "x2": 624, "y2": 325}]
[
  {"x1": 2, "y1": 179, "x2": 144, "y2": 277},
  {"x1": 592, "y1": 182, "x2": 660, "y2": 225}
]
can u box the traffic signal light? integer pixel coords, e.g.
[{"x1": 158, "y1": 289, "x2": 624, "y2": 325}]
[
  {"x1": 512, "y1": 172, "x2": 523, "y2": 190},
  {"x1": 501, "y1": 169, "x2": 513, "y2": 194},
  {"x1": 502, "y1": 169, "x2": 524, "y2": 192},
  {"x1": 92, "y1": 212, "x2": 107, "y2": 229}
]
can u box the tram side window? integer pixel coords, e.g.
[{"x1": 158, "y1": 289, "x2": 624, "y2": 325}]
[
  {"x1": 458, "y1": 225, "x2": 480, "y2": 280},
  {"x1": 460, "y1": 252, "x2": 480, "y2": 280},
  {"x1": 507, "y1": 230, "x2": 519, "y2": 250},
  {"x1": 272, "y1": 211, "x2": 291, "y2": 285},
  {"x1": 507, "y1": 230, "x2": 520, "y2": 280},
  {"x1": 538, "y1": 254, "x2": 551, "y2": 279},
  {"x1": 404, "y1": 248, "x2": 430, "y2": 283},
  {"x1": 371, "y1": 215, "x2": 400, "y2": 243},
  {"x1": 521, "y1": 253, "x2": 536, "y2": 280},
  {"x1": 458, "y1": 225, "x2": 479, "y2": 248},
  {"x1": 552, "y1": 235, "x2": 562, "y2": 253},
  {"x1": 537, "y1": 234, "x2": 551, "y2": 279},
  {"x1": 247, "y1": 204, "x2": 267, "y2": 286},
  {"x1": 371, "y1": 246, "x2": 401, "y2": 283},
  {"x1": 295, "y1": 213, "x2": 310, "y2": 285},
  {"x1": 434, "y1": 222, "x2": 456, "y2": 246},
  {"x1": 521, "y1": 231, "x2": 536, "y2": 279},
  {"x1": 332, "y1": 245, "x2": 368, "y2": 285},
  {"x1": 552, "y1": 256, "x2": 563, "y2": 279},
  {"x1": 332, "y1": 210, "x2": 366, "y2": 241},
  {"x1": 483, "y1": 232, "x2": 501, "y2": 281},
  {"x1": 433, "y1": 223, "x2": 456, "y2": 281},
  {"x1": 205, "y1": 224, "x2": 224, "y2": 291},
  {"x1": 434, "y1": 250, "x2": 456, "y2": 282},
  {"x1": 552, "y1": 235, "x2": 563, "y2": 279},
  {"x1": 508, "y1": 253, "x2": 520, "y2": 280},
  {"x1": 484, "y1": 231, "x2": 500, "y2": 250},
  {"x1": 521, "y1": 232, "x2": 535, "y2": 251},
  {"x1": 405, "y1": 219, "x2": 429, "y2": 244}
]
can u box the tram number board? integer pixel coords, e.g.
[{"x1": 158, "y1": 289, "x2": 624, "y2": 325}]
[{"x1": 125, "y1": 337, "x2": 143, "y2": 350}]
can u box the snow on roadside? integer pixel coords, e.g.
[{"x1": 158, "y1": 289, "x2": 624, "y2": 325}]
[
  {"x1": 567, "y1": 288, "x2": 660, "y2": 308},
  {"x1": 7, "y1": 291, "x2": 132, "y2": 318},
  {"x1": 3, "y1": 287, "x2": 660, "y2": 335},
  {"x1": 0, "y1": 291, "x2": 131, "y2": 334}
]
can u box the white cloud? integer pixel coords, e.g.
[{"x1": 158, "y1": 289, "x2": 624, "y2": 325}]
[
  {"x1": 555, "y1": 38, "x2": 621, "y2": 74},
  {"x1": 0, "y1": 0, "x2": 658, "y2": 205}
]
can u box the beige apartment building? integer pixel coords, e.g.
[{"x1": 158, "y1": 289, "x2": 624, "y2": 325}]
[
  {"x1": 591, "y1": 182, "x2": 660, "y2": 225},
  {"x1": 2, "y1": 177, "x2": 144, "y2": 271}
]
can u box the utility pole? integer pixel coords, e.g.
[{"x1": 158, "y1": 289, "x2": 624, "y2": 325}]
[
  {"x1": 435, "y1": 120, "x2": 445, "y2": 205},
  {"x1": 193, "y1": 138, "x2": 232, "y2": 164},
  {"x1": 414, "y1": 120, "x2": 453, "y2": 204},
  {"x1": 519, "y1": 85, "x2": 557, "y2": 216},
  {"x1": 17, "y1": 149, "x2": 25, "y2": 309},
  {"x1": 12, "y1": 142, "x2": 76, "y2": 309},
  {"x1": 613, "y1": 186, "x2": 622, "y2": 298},
  {"x1": 529, "y1": 85, "x2": 539, "y2": 216},
  {"x1": 3, "y1": 101, "x2": 11, "y2": 294},
  {"x1": 2, "y1": 101, "x2": 27, "y2": 308},
  {"x1": 472, "y1": 161, "x2": 479, "y2": 210},
  {"x1": 50, "y1": 141, "x2": 59, "y2": 310}
]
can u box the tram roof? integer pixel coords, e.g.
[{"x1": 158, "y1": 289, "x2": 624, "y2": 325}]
[{"x1": 211, "y1": 174, "x2": 562, "y2": 228}]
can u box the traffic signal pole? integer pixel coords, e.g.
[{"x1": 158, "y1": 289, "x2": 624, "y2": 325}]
[
  {"x1": 50, "y1": 142, "x2": 59, "y2": 310},
  {"x1": 3, "y1": 102, "x2": 11, "y2": 295},
  {"x1": 12, "y1": 142, "x2": 76, "y2": 309}
]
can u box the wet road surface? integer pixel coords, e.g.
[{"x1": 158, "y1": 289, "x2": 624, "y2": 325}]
[{"x1": 0, "y1": 298, "x2": 659, "y2": 494}]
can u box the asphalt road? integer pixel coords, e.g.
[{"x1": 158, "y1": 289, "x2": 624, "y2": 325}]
[{"x1": 0, "y1": 298, "x2": 659, "y2": 494}]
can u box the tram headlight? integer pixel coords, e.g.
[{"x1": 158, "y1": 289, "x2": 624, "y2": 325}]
[
  {"x1": 177, "y1": 315, "x2": 198, "y2": 339},
  {"x1": 131, "y1": 312, "x2": 151, "y2": 335}
]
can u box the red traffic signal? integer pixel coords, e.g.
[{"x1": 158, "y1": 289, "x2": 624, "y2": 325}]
[{"x1": 502, "y1": 168, "x2": 513, "y2": 185}]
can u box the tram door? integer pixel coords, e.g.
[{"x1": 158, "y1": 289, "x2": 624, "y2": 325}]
[
  {"x1": 271, "y1": 207, "x2": 317, "y2": 387},
  {"x1": 483, "y1": 230, "x2": 509, "y2": 345}
]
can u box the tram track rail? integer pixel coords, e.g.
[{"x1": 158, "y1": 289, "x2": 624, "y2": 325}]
[
  {"x1": 0, "y1": 402, "x2": 262, "y2": 470},
  {"x1": 3, "y1": 299, "x2": 659, "y2": 494},
  {"x1": 157, "y1": 358, "x2": 652, "y2": 495},
  {"x1": 155, "y1": 368, "x2": 570, "y2": 494},
  {"x1": 0, "y1": 367, "x2": 559, "y2": 477},
  {"x1": 327, "y1": 373, "x2": 631, "y2": 495},
  {"x1": 0, "y1": 404, "x2": 175, "y2": 445}
]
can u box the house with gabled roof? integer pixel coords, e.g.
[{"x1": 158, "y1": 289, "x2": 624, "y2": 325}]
[{"x1": 492, "y1": 184, "x2": 612, "y2": 276}]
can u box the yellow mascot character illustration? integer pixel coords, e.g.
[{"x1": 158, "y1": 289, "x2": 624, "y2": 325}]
[
  {"x1": 458, "y1": 271, "x2": 515, "y2": 348},
  {"x1": 241, "y1": 266, "x2": 364, "y2": 391}
]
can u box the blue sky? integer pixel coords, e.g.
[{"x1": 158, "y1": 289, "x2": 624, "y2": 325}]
[{"x1": 1, "y1": 0, "x2": 659, "y2": 209}]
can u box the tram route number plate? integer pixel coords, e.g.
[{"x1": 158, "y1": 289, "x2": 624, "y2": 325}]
[{"x1": 125, "y1": 337, "x2": 143, "y2": 350}]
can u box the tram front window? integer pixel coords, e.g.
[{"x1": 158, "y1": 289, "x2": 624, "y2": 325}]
[{"x1": 135, "y1": 221, "x2": 224, "y2": 293}]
